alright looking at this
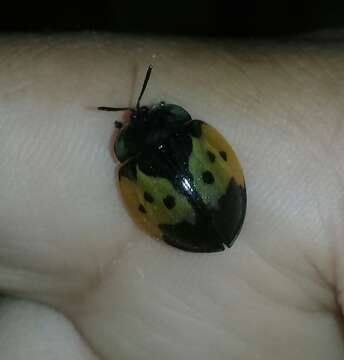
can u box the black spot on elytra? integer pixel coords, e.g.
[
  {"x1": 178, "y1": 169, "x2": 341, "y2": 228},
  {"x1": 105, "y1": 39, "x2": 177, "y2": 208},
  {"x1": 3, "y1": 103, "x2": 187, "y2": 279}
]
[
  {"x1": 144, "y1": 191, "x2": 154, "y2": 203},
  {"x1": 163, "y1": 195, "x2": 176, "y2": 210},
  {"x1": 138, "y1": 204, "x2": 146, "y2": 213},
  {"x1": 219, "y1": 151, "x2": 227, "y2": 161},
  {"x1": 207, "y1": 151, "x2": 216, "y2": 162},
  {"x1": 202, "y1": 171, "x2": 215, "y2": 184}
]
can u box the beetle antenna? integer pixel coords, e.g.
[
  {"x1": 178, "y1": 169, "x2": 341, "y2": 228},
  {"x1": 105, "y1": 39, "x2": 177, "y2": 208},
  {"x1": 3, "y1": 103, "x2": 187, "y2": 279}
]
[
  {"x1": 97, "y1": 106, "x2": 131, "y2": 112},
  {"x1": 136, "y1": 65, "x2": 153, "y2": 110},
  {"x1": 97, "y1": 65, "x2": 152, "y2": 113}
]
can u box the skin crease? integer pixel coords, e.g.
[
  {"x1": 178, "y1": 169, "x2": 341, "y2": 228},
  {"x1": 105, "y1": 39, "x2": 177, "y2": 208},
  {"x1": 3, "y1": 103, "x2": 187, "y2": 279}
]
[{"x1": 0, "y1": 33, "x2": 344, "y2": 359}]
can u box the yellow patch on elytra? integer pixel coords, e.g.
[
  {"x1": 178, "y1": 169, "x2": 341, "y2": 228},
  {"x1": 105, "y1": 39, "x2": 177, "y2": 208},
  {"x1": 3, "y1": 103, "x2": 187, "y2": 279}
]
[
  {"x1": 119, "y1": 166, "x2": 196, "y2": 239},
  {"x1": 119, "y1": 176, "x2": 162, "y2": 238},
  {"x1": 201, "y1": 123, "x2": 245, "y2": 187},
  {"x1": 189, "y1": 137, "x2": 230, "y2": 208},
  {"x1": 136, "y1": 168, "x2": 195, "y2": 225}
]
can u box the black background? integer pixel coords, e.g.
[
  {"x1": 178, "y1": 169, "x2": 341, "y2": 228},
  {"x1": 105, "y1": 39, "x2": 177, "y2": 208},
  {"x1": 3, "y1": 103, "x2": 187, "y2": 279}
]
[{"x1": 1, "y1": 0, "x2": 343, "y2": 36}]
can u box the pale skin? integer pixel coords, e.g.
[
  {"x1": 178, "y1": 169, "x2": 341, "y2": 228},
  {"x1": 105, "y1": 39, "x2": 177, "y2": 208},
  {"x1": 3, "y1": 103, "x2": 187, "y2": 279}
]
[{"x1": 0, "y1": 33, "x2": 344, "y2": 359}]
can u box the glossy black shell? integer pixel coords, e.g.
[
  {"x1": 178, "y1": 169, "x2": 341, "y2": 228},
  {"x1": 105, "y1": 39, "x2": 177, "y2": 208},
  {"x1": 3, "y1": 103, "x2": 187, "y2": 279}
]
[{"x1": 117, "y1": 103, "x2": 247, "y2": 252}]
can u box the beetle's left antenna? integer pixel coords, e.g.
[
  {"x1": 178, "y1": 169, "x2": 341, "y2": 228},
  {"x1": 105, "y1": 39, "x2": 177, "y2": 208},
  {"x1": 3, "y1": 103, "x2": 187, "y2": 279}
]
[
  {"x1": 136, "y1": 65, "x2": 153, "y2": 110},
  {"x1": 97, "y1": 106, "x2": 130, "y2": 112}
]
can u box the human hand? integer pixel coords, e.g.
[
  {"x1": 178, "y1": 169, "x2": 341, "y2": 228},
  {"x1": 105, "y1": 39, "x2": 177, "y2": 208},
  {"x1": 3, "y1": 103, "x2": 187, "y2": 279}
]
[{"x1": 0, "y1": 34, "x2": 343, "y2": 359}]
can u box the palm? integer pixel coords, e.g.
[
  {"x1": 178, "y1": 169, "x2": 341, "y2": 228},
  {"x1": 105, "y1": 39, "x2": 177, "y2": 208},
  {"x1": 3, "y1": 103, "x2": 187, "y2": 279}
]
[{"x1": 0, "y1": 35, "x2": 343, "y2": 359}]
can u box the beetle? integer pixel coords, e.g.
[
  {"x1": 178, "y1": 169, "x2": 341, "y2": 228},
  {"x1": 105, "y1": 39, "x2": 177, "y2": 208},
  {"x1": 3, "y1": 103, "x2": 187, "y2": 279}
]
[{"x1": 98, "y1": 65, "x2": 246, "y2": 252}]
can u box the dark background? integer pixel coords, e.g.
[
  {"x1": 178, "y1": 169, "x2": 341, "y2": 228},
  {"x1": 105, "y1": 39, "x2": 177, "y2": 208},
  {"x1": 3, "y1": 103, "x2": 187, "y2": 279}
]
[{"x1": 1, "y1": 0, "x2": 343, "y2": 36}]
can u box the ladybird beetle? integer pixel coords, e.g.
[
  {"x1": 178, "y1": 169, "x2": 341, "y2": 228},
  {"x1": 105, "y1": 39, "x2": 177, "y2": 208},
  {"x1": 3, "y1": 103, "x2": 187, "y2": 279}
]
[{"x1": 98, "y1": 66, "x2": 246, "y2": 252}]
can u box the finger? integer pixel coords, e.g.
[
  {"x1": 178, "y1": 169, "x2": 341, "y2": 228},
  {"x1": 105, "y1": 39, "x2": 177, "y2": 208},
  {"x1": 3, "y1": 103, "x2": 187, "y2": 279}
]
[{"x1": 0, "y1": 296, "x2": 98, "y2": 360}]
